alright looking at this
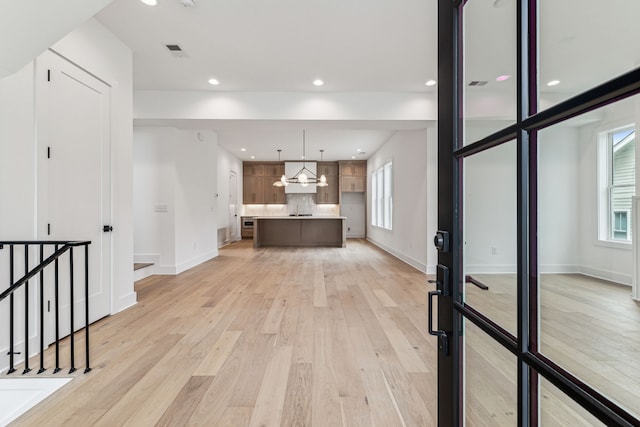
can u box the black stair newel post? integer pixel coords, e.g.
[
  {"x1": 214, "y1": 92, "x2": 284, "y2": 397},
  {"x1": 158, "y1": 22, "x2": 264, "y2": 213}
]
[
  {"x1": 69, "y1": 247, "x2": 76, "y2": 374},
  {"x1": 8, "y1": 245, "x2": 16, "y2": 374},
  {"x1": 23, "y1": 244, "x2": 31, "y2": 375},
  {"x1": 38, "y1": 244, "x2": 46, "y2": 374},
  {"x1": 54, "y1": 244, "x2": 61, "y2": 374},
  {"x1": 84, "y1": 244, "x2": 91, "y2": 373}
]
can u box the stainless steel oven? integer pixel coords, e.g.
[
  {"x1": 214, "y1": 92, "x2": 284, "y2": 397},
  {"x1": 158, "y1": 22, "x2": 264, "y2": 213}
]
[{"x1": 241, "y1": 216, "x2": 254, "y2": 238}]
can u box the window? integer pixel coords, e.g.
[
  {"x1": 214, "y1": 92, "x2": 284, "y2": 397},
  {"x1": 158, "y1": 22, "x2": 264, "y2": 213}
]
[
  {"x1": 599, "y1": 126, "x2": 635, "y2": 242},
  {"x1": 371, "y1": 161, "x2": 392, "y2": 230}
]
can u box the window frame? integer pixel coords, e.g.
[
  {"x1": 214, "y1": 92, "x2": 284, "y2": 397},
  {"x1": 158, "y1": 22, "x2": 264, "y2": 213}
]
[
  {"x1": 597, "y1": 125, "x2": 635, "y2": 245},
  {"x1": 371, "y1": 161, "x2": 393, "y2": 230}
]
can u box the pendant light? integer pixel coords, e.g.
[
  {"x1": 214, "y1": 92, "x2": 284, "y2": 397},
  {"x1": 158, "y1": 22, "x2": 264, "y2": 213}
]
[{"x1": 272, "y1": 130, "x2": 328, "y2": 187}]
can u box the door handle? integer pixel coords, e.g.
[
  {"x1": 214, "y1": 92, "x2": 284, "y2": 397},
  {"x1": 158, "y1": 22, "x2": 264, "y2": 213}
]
[
  {"x1": 428, "y1": 289, "x2": 449, "y2": 356},
  {"x1": 427, "y1": 264, "x2": 450, "y2": 356}
]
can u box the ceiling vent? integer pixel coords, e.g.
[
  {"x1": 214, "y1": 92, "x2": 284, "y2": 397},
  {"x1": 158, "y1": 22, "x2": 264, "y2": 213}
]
[
  {"x1": 468, "y1": 81, "x2": 488, "y2": 86},
  {"x1": 180, "y1": 0, "x2": 196, "y2": 6},
  {"x1": 165, "y1": 44, "x2": 187, "y2": 58}
]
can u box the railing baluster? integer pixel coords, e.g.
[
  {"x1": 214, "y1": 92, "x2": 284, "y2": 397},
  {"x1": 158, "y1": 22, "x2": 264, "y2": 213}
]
[
  {"x1": 84, "y1": 244, "x2": 91, "y2": 373},
  {"x1": 38, "y1": 244, "x2": 46, "y2": 374},
  {"x1": 54, "y1": 244, "x2": 60, "y2": 374},
  {"x1": 8, "y1": 245, "x2": 16, "y2": 374},
  {"x1": 1, "y1": 241, "x2": 91, "y2": 376},
  {"x1": 69, "y1": 247, "x2": 76, "y2": 374},
  {"x1": 23, "y1": 244, "x2": 31, "y2": 374}
]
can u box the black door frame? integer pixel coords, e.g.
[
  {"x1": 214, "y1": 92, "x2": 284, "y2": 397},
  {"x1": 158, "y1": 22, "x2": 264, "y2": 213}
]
[{"x1": 436, "y1": 0, "x2": 640, "y2": 425}]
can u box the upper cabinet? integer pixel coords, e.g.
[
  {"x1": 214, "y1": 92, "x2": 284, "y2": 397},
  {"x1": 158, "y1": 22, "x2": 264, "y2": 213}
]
[
  {"x1": 317, "y1": 162, "x2": 339, "y2": 204},
  {"x1": 340, "y1": 160, "x2": 366, "y2": 193},
  {"x1": 243, "y1": 162, "x2": 285, "y2": 204}
]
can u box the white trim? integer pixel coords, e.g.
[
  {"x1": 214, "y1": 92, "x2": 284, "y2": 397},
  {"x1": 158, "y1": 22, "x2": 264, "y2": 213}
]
[
  {"x1": 579, "y1": 265, "x2": 632, "y2": 286},
  {"x1": 133, "y1": 253, "x2": 161, "y2": 264},
  {"x1": 539, "y1": 264, "x2": 580, "y2": 274},
  {"x1": 134, "y1": 264, "x2": 155, "y2": 282},
  {"x1": 464, "y1": 264, "x2": 517, "y2": 274},
  {"x1": 594, "y1": 239, "x2": 632, "y2": 251},
  {"x1": 367, "y1": 236, "x2": 426, "y2": 273},
  {"x1": 115, "y1": 292, "x2": 138, "y2": 313},
  {"x1": 632, "y1": 197, "x2": 639, "y2": 300},
  {"x1": 175, "y1": 250, "x2": 218, "y2": 275}
]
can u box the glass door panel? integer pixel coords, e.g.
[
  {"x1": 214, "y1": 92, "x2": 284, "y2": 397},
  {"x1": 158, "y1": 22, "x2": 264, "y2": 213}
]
[
  {"x1": 538, "y1": 95, "x2": 640, "y2": 421},
  {"x1": 464, "y1": 140, "x2": 518, "y2": 335},
  {"x1": 465, "y1": 321, "x2": 517, "y2": 426},
  {"x1": 540, "y1": 378, "x2": 606, "y2": 426},
  {"x1": 539, "y1": 0, "x2": 640, "y2": 109},
  {"x1": 463, "y1": 0, "x2": 517, "y2": 145}
]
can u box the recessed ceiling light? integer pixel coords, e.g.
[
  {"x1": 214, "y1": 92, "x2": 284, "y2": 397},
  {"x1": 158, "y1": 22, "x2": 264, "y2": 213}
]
[
  {"x1": 250, "y1": 155, "x2": 255, "y2": 159},
  {"x1": 140, "y1": 0, "x2": 157, "y2": 5},
  {"x1": 496, "y1": 75, "x2": 510, "y2": 82},
  {"x1": 208, "y1": 78, "x2": 219, "y2": 85},
  {"x1": 241, "y1": 148, "x2": 246, "y2": 152},
  {"x1": 313, "y1": 79, "x2": 324, "y2": 86},
  {"x1": 425, "y1": 80, "x2": 437, "y2": 86},
  {"x1": 547, "y1": 80, "x2": 560, "y2": 86},
  {"x1": 351, "y1": 156, "x2": 356, "y2": 159}
]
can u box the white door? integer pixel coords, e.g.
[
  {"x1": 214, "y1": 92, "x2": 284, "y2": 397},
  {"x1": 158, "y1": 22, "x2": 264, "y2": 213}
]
[
  {"x1": 37, "y1": 50, "x2": 111, "y2": 339},
  {"x1": 229, "y1": 171, "x2": 238, "y2": 241}
]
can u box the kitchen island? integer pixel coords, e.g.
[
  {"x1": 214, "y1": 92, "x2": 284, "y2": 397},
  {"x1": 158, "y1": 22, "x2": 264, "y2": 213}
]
[{"x1": 254, "y1": 216, "x2": 347, "y2": 248}]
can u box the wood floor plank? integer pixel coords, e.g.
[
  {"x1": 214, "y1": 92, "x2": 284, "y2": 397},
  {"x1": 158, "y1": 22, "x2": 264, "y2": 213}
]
[
  {"x1": 248, "y1": 345, "x2": 294, "y2": 427},
  {"x1": 193, "y1": 330, "x2": 242, "y2": 376},
  {"x1": 155, "y1": 376, "x2": 215, "y2": 427},
  {"x1": 280, "y1": 363, "x2": 313, "y2": 427},
  {"x1": 13, "y1": 240, "x2": 635, "y2": 427}
]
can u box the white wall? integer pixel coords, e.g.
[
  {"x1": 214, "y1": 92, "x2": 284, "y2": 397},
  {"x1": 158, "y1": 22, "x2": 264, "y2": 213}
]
[
  {"x1": 0, "y1": 18, "x2": 134, "y2": 373},
  {"x1": 367, "y1": 128, "x2": 435, "y2": 272},
  {"x1": 0, "y1": 62, "x2": 37, "y2": 375},
  {"x1": 539, "y1": 126, "x2": 580, "y2": 273},
  {"x1": 133, "y1": 127, "x2": 218, "y2": 274},
  {"x1": 51, "y1": 18, "x2": 135, "y2": 312},
  {"x1": 217, "y1": 144, "x2": 243, "y2": 243},
  {"x1": 576, "y1": 101, "x2": 635, "y2": 285},
  {"x1": 464, "y1": 125, "x2": 581, "y2": 274}
]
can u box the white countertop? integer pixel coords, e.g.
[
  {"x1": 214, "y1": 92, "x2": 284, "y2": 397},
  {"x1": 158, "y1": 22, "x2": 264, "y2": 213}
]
[{"x1": 255, "y1": 215, "x2": 346, "y2": 220}]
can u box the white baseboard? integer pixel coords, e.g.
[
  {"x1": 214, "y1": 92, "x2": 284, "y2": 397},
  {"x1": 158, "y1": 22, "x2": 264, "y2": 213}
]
[
  {"x1": 366, "y1": 237, "x2": 426, "y2": 273},
  {"x1": 578, "y1": 265, "x2": 632, "y2": 286},
  {"x1": 465, "y1": 264, "x2": 517, "y2": 274},
  {"x1": 175, "y1": 250, "x2": 218, "y2": 275},
  {"x1": 134, "y1": 264, "x2": 154, "y2": 282},
  {"x1": 134, "y1": 253, "x2": 160, "y2": 264},
  {"x1": 426, "y1": 264, "x2": 437, "y2": 275},
  {"x1": 539, "y1": 264, "x2": 579, "y2": 274},
  {"x1": 115, "y1": 292, "x2": 137, "y2": 314}
]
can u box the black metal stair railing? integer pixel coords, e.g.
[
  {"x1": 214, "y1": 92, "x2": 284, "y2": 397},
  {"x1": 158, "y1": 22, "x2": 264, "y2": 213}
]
[{"x1": 0, "y1": 241, "x2": 92, "y2": 375}]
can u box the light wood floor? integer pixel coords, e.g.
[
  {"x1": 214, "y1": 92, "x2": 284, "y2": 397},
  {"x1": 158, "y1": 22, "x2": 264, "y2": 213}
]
[
  {"x1": 10, "y1": 241, "x2": 640, "y2": 426},
  {"x1": 466, "y1": 273, "x2": 640, "y2": 426},
  {"x1": 12, "y1": 239, "x2": 437, "y2": 426}
]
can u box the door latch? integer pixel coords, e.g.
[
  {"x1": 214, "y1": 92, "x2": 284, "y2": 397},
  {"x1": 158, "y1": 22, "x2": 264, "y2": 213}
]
[
  {"x1": 103, "y1": 225, "x2": 113, "y2": 232},
  {"x1": 427, "y1": 264, "x2": 450, "y2": 356}
]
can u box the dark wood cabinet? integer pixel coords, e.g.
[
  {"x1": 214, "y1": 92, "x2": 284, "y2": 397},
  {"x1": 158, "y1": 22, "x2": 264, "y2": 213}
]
[
  {"x1": 265, "y1": 177, "x2": 287, "y2": 204},
  {"x1": 340, "y1": 160, "x2": 366, "y2": 193},
  {"x1": 317, "y1": 176, "x2": 339, "y2": 203},
  {"x1": 243, "y1": 162, "x2": 285, "y2": 204},
  {"x1": 317, "y1": 162, "x2": 339, "y2": 204},
  {"x1": 243, "y1": 176, "x2": 265, "y2": 204}
]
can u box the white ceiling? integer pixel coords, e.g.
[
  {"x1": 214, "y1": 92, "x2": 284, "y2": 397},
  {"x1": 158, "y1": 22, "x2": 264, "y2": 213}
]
[
  {"x1": 95, "y1": 0, "x2": 436, "y2": 160},
  {"x1": 94, "y1": 0, "x2": 640, "y2": 160}
]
